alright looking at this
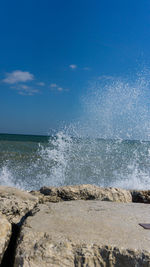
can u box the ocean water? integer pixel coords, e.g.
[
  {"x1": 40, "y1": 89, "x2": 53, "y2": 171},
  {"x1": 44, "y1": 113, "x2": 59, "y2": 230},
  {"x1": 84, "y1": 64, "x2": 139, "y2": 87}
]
[
  {"x1": 1, "y1": 72, "x2": 150, "y2": 191},
  {"x1": 0, "y1": 133, "x2": 150, "y2": 191}
]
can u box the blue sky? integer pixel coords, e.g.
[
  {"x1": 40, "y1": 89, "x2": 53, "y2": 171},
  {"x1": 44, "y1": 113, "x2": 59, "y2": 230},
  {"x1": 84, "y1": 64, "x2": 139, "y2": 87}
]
[{"x1": 1, "y1": 0, "x2": 150, "y2": 135}]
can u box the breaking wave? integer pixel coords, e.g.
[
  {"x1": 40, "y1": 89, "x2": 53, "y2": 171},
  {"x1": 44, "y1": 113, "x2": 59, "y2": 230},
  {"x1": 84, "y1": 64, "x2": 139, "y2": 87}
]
[{"x1": 1, "y1": 71, "x2": 150, "y2": 190}]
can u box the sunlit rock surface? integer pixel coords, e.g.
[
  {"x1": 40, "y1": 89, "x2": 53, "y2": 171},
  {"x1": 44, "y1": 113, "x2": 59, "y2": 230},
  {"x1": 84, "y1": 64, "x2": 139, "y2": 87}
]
[
  {"x1": 15, "y1": 200, "x2": 150, "y2": 267},
  {"x1": 30, "y1": 184, "x2": 132, "y2": 203},
  {"x1": 0, "y1": 186, "x2": 38, "y2": 223},
  {"x1": 0, "y1": 213, "x2": 11, "y2": 264}
]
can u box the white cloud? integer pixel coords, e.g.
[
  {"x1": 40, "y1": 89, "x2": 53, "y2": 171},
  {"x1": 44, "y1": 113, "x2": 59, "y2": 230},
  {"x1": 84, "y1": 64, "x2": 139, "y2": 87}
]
[
  {"x1": 83, "y1": 67, "x2": 91, "y2": 71},
  {"x1": 19, "y1": 85, "x2": 29, "y2": 90},
  {"x1": 50, "y1": 83, "x2": 68, "y2": 92},
  {"x1": 50, "y1": 83, "x2": 58, "y2": 88},
  {"x1": 3, "y1": 70, "x2": 34, "y2": 84},
  {"x1": 37, "y1": 82, "x2": 45, "y2": 86},
  {"x1": 69, "y1": 64, "x2": 77, "y2": 70},
  {"x1": 98, "y1": 75, "x2": 114, "y2": 80},
  {"x1": 57, "y1": 87, "x2": 63, "y2": 91},
  {"x1": 18, "y1": 89, "x2": 38, "y2": 96},
  {"x1": 11, "y1": 84, "x2": 39, "y2": 95}
]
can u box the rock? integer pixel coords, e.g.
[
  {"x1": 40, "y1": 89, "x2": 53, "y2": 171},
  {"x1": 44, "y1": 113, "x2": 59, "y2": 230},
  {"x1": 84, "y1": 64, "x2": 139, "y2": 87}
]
[
  {"x1": 131, "y1": 190, "x2": 150, "y2": 203},
  {"x1": 0, "y1": 186, "x2": 38, "y2": 224},
  {"x1": 30, "y1": 184, "x2": 132, "y2": 203},
  {"x1": 0, "y1": 212, "x2": 11, "y2": 264},
  {"x1": 15, "y1": 201, "x2": 150, "y2": 266}
]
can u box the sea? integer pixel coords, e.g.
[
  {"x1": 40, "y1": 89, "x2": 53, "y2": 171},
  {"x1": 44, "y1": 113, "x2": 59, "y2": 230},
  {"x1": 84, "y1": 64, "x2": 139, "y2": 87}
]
[
  {"x1": 1, "y1": 73, "x2": 150, "y2": 191},
  {"x1": 0, "y1": 132, "x2": 150, "y2": 191}
]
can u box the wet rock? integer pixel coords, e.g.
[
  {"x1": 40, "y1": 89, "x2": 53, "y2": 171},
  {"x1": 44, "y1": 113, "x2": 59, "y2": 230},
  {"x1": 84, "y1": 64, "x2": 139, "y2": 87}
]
[
  {"x1": 0, "y1": 186, "x2": 38, "y2": 224},
  {"x1": 0, "y1": 213, "x2": 11, "y2": 264},
  {"x1": 30, "y1": 184, "x2": 132, "y2": 203},
  {"x1": 14, "y1": 201, "x2": 150, "y2": 267},
  {"x1": 131, "y1": 190, "x2": 150, "y2": 203}
]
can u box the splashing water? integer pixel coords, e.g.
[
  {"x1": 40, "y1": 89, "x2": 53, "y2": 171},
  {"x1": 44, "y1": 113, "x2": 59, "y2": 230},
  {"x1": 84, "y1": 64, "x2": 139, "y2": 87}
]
[
  {"x1": 1, "y1": 72, "x2": 150, "y2": 190},
  {"x1": 75, "y1": 74, "x2": 150, "y2": 140},
  {"x1": 32, "y1": 73, "x2": 150, "y2": 190},
  {"x1": 0, "y1": 165, "x2": 23, "y2": 189},
  {"x1": 36, "y1": 132, "x2": 72, "y2": 186}
]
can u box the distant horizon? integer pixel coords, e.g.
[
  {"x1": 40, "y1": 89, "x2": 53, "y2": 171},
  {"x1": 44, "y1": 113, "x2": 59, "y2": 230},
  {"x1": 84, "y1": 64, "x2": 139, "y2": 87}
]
[
  {"x1": 0, "y1": 132, "x2": 48, "y2": 137},
  {"x1": 1, "y1": 132, "x2": 150, "y2": 145}
]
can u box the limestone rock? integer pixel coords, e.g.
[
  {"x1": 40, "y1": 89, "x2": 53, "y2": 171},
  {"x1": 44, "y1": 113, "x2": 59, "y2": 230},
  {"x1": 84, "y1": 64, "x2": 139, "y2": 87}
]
[
  {"x1": 0, "y1": 212, "x2": 11, "y2": 264},
  {"x1": 0, "y1": 186, "x2": 38, "y2": 224},
  {"x1": 15, "y1": 201, "x2": 150, "y2": 266},
  {"x1": 31, "y1": 184, "x2": 132, "y2": 203},
  {"x1": 131, "y1": 190, "x2": 150, "y2": 203}
]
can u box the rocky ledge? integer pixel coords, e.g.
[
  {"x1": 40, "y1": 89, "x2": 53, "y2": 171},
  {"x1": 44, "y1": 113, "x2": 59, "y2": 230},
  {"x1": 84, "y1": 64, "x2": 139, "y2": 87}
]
[
  {"x1": 0, "y1": 184, "x2": 150, "y2": 267},
  {"x1": 31, "y1": 184, "x2": 132, "y2": 203}
]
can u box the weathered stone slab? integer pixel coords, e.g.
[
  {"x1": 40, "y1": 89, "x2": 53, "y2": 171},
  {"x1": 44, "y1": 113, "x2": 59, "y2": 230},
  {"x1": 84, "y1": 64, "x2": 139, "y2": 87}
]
[
  {"x1": 0, "y1": 212, "x2": 11, "y2": 264},
  {"x1": 31, "y1": 184, "x2": 132, "y2": 203},
  {"x1": 0, "y1": 186, "x2": 38, "y2": 224},
  {"x1": 131, "y1": 190, "x2": 150, "y2": 203},
  {"x1": 15, "y1": 201, "x2": 150, "y2": 266}
]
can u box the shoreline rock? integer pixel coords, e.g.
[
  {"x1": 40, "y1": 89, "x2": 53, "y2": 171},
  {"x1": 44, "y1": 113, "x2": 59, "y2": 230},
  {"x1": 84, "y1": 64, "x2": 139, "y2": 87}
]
[
  {"x1": 131, "y1": 190, "x2": 150, "y2": 203},
  {"x1": 0, "y1": 186, "x2": 38, "y2": 224},
  {"x1": 0, "y1": 184, "x2": 150, "y2": 266},
  {"x1": 30, "y1": 184, "x2": 132, "y2": 203},
  {"x1": 15, "y1": 201, "x2": 150, "y2": 266},
  {"x1": 0, "y1": 213, "x2": 11, "y2": 264}
]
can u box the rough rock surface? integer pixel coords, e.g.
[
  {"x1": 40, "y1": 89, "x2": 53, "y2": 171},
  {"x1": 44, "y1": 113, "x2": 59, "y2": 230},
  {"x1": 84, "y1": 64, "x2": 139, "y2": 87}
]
[
  {"x1": 15, "y1": 200, "x2": 150, "y2": 267},
  {"x1": 0, "y1": 186, "x2": 38, "y2": 224},
  {"x1": 0, "y1": 212, "x2": 11, "y2": 264},
  {"x1": 131, "y1": 190, "x2": 150, "y2": 203},
  {"x1": 30, "y1": 184, "x2": 132, "y2": 203}
]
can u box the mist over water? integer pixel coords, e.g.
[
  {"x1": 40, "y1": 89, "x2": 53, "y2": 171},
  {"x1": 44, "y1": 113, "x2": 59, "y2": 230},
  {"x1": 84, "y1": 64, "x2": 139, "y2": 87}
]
[
  {"x1": 1, "y1": 72, "x2": 150, "y2": 190},
  {"x1": 73, "y1": 73, "x2": 150, "y2": 140},
  {"x1": 41, "y1": 72, "x2": 150, "y2": 190}
]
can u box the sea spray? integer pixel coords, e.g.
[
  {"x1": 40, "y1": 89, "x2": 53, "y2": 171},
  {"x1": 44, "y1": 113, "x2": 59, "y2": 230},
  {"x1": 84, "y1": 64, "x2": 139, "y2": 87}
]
[
  {"x1": 36, "y1": 132, "x2": 72, "y2": 186},
  {"x1": 0, "y1": 71, "x2": 150, "y2": 190},
  {"x1": 0, "y1": 165, "x2": 23, "y2": 189},
  {"x1": 39, "y1": 73, "x2": 150, "y2": 189},
  {"x1": 38, "y1": 136, "x2": 150, "y2": 190},
  {"x1": 75, "y1": 74, "x2": 150, "y2": 140}
]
